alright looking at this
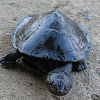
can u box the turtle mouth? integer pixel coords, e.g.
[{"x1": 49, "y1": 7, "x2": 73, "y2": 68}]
[{"x1": 46, "y1": 71, "x2": 72, "y2": 96}]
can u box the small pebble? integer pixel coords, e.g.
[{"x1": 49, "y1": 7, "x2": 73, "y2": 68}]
[
  {"x1": 6, "y1": 33, "x2": 11, "y2": 35},
  {"x1": 86, "y1": 87, "x2": 91, "y2": 91},
  {"x1": 96, "y1": 59, "x2": 99, "y2": 61},
  {"x1": 13, "y1": 17, "x2": 18, "y2": 21},
  {"x1": 83, "y1": 11, "x2": 91, "y2": 21}
]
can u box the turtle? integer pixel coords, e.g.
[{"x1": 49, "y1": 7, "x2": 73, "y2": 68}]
[{"x1": 0, "y1": 9, "x2": 90, "y2": 96}]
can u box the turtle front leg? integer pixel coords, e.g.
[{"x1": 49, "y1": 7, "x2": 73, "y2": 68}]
[
  {"x1": 73, "y1": 60, "x2": 86, "y2": 71},
  {"x1": 46, "y1": 63, "x2": 73, "y2": 96},
  {"x1": 0, "y1": 51, "x2": 23, "y2": 69}
]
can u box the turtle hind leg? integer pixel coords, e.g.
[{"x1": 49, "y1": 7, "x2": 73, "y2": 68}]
[
  {"x1": 73, "y1": 60, "x2": 86, "y2": 71},
  {"x1": 0, "y1": 51, "x2": 23, "y2": 69}
]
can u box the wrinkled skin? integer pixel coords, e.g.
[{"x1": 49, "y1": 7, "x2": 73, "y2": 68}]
[{"x1": 46, "y1": 63, "x2": 72, "y2": 96}]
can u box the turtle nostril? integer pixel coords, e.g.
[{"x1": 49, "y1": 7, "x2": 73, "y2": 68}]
[{"x1": 57, "y1": 81, "x2": 65, "y2": 93}]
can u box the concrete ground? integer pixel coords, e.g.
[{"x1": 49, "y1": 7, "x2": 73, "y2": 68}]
[{"x1": 0, "y1": 0, "x2": 100, "y2": 100}]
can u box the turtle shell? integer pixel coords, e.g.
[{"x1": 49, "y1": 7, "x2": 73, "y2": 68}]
[{"x1": 12, "y1": 10, "x2": 90, "y2": 62}]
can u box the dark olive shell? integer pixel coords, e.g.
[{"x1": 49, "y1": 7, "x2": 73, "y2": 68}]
[{"x1": 12, "y1": 10, "x2": 90, "y2": 62}]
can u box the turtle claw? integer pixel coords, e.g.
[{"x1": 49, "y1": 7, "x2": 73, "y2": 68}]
[
  {"x1": 78, "y1": 63, "x2": 86, "y2": 71},
  {"x1": 0, "y1": 57, "x2": 16, "y2": 69},
  {"x1": 73, "y1": 60, "x2": 86, "y2": 71}
]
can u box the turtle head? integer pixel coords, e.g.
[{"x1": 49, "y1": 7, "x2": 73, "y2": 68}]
[{"x1": 46, "y1": 71, "x2": 72, "y2": 96}]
